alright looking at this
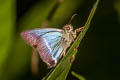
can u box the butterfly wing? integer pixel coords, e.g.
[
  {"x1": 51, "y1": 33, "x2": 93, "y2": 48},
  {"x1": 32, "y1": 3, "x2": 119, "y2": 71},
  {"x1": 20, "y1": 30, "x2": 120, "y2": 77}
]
[
  {"x1": 21, "y1": 28, "x2": 62, "y2": 47},
  {"x1": 21, "y1": 28, "x2": 65, "y2": 68}
]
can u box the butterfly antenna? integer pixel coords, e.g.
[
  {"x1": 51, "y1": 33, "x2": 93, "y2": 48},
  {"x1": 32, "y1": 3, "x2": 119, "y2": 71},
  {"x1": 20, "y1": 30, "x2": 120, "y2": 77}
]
[{"x1": 68, "y1": 13, "x2": 78, "y2": 24}]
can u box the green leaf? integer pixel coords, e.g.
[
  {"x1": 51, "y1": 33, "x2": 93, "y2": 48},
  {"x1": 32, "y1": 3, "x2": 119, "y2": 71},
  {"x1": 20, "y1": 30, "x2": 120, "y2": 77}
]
[
  {"x1": 71, "y1": 71, "x2": 86, "y2": 80},
  {"x1": 56, "y1": 49, "x2": 78, "y2": 80},
  {"x1": 45, "y1": 0, "x2": 99, "y2": 80}
]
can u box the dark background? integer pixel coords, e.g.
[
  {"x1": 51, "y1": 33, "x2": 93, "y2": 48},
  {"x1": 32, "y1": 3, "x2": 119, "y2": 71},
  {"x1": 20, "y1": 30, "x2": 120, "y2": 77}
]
[{"x1": 0, "y1": 0, "x2": 120, "y2": 80}]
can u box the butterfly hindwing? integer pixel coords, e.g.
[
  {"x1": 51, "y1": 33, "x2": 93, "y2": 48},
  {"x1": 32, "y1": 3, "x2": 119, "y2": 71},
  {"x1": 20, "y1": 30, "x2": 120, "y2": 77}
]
[{"x1": 36, "y1": 31, "x2": 65, "y2": 67}]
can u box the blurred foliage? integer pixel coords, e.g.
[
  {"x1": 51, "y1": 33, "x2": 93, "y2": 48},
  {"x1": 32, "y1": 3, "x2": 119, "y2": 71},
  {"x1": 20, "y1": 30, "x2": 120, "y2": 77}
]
[
  {"x1": 18, "y1": 0, "x2": 58, "y2": 30},
  {"x1": 0, "y1": 0, "x2": 120, "y2": 80},
  {"x1": 49, "y1": 0, "x2": 83, "y2": 28},
  {"x1": 0, "y1": 0, "x2": 15, "y2": 79},
  {"x1": 114, "y1": 0, "x2": 120, "y2": 21}
]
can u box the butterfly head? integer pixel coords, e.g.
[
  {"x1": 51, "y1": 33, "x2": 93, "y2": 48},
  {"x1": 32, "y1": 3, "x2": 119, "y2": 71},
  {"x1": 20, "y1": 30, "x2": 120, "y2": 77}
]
[{"x1": 63, "y1": 24, "x2": 73, "y2": 33}]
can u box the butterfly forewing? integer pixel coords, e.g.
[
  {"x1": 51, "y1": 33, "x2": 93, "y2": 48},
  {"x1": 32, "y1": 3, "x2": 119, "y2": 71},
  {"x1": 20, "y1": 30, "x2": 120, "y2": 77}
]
[
  {"x1": 21, "y1": 28, "x2": 62, "y2": 46},
  {"x1": 21, "y1": 28, "x2": 64, "y2": 68}
]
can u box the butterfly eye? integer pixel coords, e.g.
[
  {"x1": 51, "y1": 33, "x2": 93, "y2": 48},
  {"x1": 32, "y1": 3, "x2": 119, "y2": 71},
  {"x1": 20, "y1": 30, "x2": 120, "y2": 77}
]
[
  {"x1": 66, "y1": 26, "x2": 70, "y2": 31},
  {"x1": 63, "y1": 25, "x2": 73, "y2": 32}
]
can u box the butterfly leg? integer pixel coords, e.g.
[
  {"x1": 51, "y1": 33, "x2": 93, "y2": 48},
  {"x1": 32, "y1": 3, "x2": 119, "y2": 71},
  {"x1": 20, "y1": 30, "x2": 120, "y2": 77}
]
[
  {"x1": 63, "y1": 48, "x2": 67, "y2": 56},
  {"x1": 74, "y1": 26, "x2": 84, "y2": 34},
  {"x1": 70, "y1": 34, "x2": 75, "y2": 42},
  {"x1": 63, "y1": 45, "x2": 70, "y2": 56},
  {"x1": 70, "y1": 48, "x2": 78, "y2": 63},
  {"x1": 71, "y1": 26, "x2": 84, "y2": 41}
]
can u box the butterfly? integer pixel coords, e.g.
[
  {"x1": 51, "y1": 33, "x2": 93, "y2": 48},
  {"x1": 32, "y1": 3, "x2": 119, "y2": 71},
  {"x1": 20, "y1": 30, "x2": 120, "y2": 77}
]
[{"x1": 20, "y1": 15, "x2": 83, "y2": 68}]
